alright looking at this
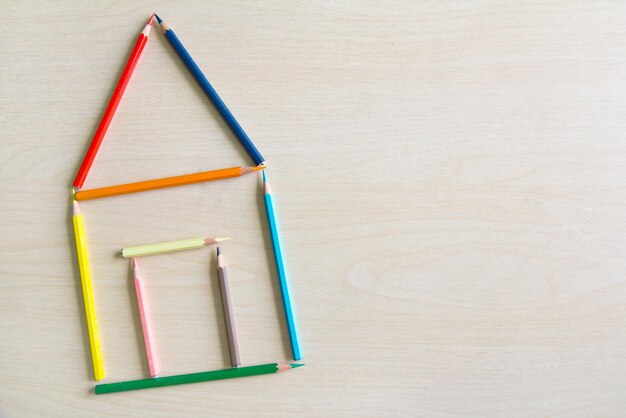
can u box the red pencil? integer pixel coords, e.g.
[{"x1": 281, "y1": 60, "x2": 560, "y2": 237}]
[{"x1": 73, "y1": 14, "x2": 155, "y2": 189}]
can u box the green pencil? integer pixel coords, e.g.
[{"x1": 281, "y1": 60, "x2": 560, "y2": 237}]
[{"x1": 95, "y1": 363, "x2": 304, "y2": 394}]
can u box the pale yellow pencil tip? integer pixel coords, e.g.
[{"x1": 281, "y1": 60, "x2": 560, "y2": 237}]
[{"x1": 215, "y1": 237, "x2": 231, "y2": 243}]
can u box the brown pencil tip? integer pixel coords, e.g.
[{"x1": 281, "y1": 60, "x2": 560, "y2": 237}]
[{"x1": 217, "y1": 247, "x2": 226, "y2": 268}]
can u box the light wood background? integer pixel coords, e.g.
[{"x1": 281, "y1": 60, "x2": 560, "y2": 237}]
[{"x1": 2, "y1": 1, "x2": 626, "y2": 417}]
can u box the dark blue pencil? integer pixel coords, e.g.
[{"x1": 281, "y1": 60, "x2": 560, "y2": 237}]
[{"x1": 155, "y1": 15, "x2": 265, "y2": 166}]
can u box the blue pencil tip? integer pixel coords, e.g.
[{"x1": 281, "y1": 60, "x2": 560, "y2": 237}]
[{"x1": 155, "y1": 14, "x2": 163, "y2": 23}]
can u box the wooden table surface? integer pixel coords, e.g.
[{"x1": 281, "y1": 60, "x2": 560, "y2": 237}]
[{"x1": 2, "y1": 1, "x2": 626, "y2": 417}]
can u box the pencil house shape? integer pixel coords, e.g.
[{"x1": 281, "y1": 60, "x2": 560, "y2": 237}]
[
  {"x1": 73, "y1": 14, "x2": 264, "y2": 191},
  {"x1": 70, "y1": 14, "x2": 301, "y2": 388}
]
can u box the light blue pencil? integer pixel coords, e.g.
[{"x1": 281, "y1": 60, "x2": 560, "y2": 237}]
[{"x1": 262, "y1": 171, "x2": 302, "y2": 360}]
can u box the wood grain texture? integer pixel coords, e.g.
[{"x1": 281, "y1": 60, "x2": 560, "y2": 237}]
[{"x1": 2, "y1": 1, "x2": 626, "y2": 416}]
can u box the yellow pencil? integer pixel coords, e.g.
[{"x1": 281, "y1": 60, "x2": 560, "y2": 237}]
[
  {"x1": 121, "y1": 237, "x2": 230, "y2": 258},
  {"x1": 72, "y1": 199, "x2": 105, "y2": 381}
]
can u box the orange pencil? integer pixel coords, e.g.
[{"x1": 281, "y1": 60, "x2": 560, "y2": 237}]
[{"x1": 74, "y1": 166, "x2": 265, "y2": 201}]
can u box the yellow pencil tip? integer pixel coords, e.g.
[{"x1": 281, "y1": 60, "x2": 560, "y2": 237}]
[{"x1": 72, "y1": 200, "x2": 81, "y2": 216}]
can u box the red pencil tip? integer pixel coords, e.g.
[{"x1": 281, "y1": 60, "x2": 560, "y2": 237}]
[{"x1": 147, "y1": 12, "x2": 156, "y2": 26}]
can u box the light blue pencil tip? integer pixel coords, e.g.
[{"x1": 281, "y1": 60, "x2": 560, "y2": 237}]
[{"x1": 262, "y1": 170, "x2": 267, "y2": 182}]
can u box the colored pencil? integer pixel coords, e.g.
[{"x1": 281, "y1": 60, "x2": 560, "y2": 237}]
[
  {"x1": 155, "y1": 14, "x2": 265, "y2": 166},
  {"x1": 73, "y1": 14, "x2": 155, "y2": 189},
  {"x1": 132, "y1": 258, "x2": 159, "y2": 377},
  {"x1": 261, "y1": 172, "x2": 302, "y2": 360},
  {"x1": 216, "y1": 247, "x2": 241, "y2": 367},
  {"x1": 74, "y1": 165, "x2": 265, "y2": 201},
  {"x1": 72, "y1": 199, "x2": 105, "y2": 381},
  {"x1": 122, "y1": 237, "x2": 229, "y2": 258},
  {"x1": 95, "y1": 363, "x2": 304, "y2": 394}
]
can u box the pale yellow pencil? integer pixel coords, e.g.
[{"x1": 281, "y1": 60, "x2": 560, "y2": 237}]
[
  {"x1": 72, "y1": 200, "x2": 105, "y2": 381},
  {"x1": 121, "y1": 237, "x2": 230, "y2": 258}
]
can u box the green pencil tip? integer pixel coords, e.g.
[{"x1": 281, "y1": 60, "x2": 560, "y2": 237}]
[{"x1": 290, "y1": 363, "x2": 305, "y2": 368}]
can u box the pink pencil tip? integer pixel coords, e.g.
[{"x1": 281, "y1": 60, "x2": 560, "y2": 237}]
[{"x1": 132, "y1": 258, "x2": 143, "y2": 279}]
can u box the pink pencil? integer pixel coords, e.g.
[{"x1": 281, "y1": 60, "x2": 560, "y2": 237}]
[{"x1": 132, "y1": 258, "x2": 159, "y2": 377}]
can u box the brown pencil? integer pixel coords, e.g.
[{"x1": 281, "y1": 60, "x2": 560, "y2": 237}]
[{"x1": 216, "y1": 247, "x2": 241, "y2": 367}]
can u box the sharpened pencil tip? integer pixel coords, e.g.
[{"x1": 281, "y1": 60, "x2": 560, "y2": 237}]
[
  {"x1": 217, "y1": 246, "x2": 226, "y2": 268},
  {"x1": 155, "y1": 14, "x2": 163, "y2": 24},
  {"x1": 132, "y1": 257, "x2": 138, "y2": 269},
  {"x1": 262, "y1": 171, "x2": 272, "y2": 194},
  {"x1": 290, "y1": 363, "x2": 305, "y2": 368},
  {"x1": 72, "y1": 200, "x2": 81, "y2": 216},
  {"x1": 205, "y1": 237, "x2": 230, "y2": 246}
]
